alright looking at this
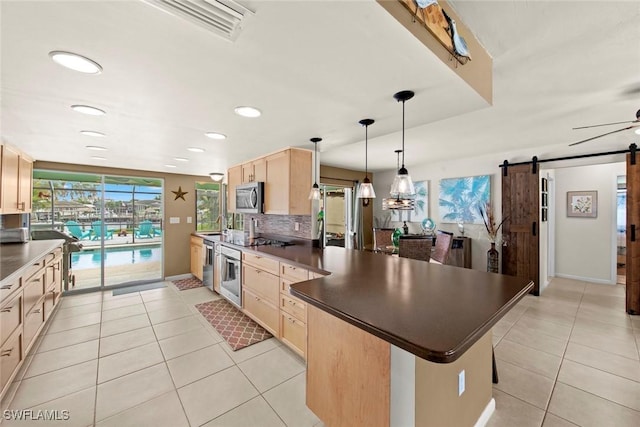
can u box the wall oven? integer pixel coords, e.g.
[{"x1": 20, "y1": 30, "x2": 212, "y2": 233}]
[
  {"x1": 235, "y1": 182, "x2": 264, "y2": 214},
  {"x1": 220, "y1": 245, "x2": 242, "y2": 308}
]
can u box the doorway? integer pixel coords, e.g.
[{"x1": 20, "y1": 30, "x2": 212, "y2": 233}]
[
  {"x1": 31, "y1": 170, "x2": 164, "y2": 291},
  {"x1": 616, "y1": 175, "x2": 626, "y2": 285}
]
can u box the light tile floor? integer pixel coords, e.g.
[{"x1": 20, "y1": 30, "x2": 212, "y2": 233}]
[{"x1": 1, "y1": 277, "x2": 639, "y2": 426}]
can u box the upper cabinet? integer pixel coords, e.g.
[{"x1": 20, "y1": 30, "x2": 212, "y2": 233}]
[
  {"x1": 265, "y1": 148, "x2": 311, "y2": 215},
  {"x1": 0, "y1": 144, "x2": 33, "y2": 214},
  {"x1": 228, "y1": 148, "x2": 311, "y2": 215},
  {"x1": 227, "y1": 165, "x2": 242, "y2": 213},
  {"x1": 241, "y1": 158, "x2": 266, "y2": 184}
]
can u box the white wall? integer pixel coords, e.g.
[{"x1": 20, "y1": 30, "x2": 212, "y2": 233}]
[{"x1": 551, "y1": 162, "x2": 625, "y2": 284}]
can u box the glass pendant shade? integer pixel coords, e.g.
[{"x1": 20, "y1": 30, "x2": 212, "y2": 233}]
[
  {"x1": 309, "y1": 183, "x2": 321, "y2": 200},
  {"x1": 390, "y1": 168, "x2": 415, "y2": 197},
  {"x1": 356, "y1": 177, "x2": 376, "y2": 199}
]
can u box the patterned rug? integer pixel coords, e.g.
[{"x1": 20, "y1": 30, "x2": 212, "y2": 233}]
[
  {"x1": 195, "y1": 299, "x2": 272, "y2": 351},
  {"x1": 172, "y1": 277, "x2": 204, "y2": 291}
]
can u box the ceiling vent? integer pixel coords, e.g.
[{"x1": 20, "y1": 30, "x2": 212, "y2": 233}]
[{"x1": 142, "y1": 0, "x2": 254, "y2": 41}]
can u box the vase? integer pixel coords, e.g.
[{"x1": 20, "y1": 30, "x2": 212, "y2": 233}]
[
  {"x1": 392, "y1": 228, "x2": 403, "y2": 248},
  {"x1": 487, "y1": 242, "x2": 499, "y2": 273}
]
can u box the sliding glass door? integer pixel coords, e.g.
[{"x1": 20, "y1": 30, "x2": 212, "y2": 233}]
[{"x1": 31, "y1": 171, "x2": 164, "y2": 291}]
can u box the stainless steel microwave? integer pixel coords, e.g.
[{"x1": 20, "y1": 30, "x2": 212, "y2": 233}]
[{"x1": 235, "y1": 182, "x2": 264, "y2": 214}]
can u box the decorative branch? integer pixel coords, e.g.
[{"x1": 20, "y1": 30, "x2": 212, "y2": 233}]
[{"x1": 479, "y1": 201, "x2": 508, "y2": 243}]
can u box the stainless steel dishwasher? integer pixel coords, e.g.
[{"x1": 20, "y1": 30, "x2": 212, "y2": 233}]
[{"x1": 219, "y1": 245, "x2": 242, "y2": 307}]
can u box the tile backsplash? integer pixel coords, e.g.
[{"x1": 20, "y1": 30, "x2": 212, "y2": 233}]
[{"x1": 243, "y1": 214, "x2": 312, "y2": 239}]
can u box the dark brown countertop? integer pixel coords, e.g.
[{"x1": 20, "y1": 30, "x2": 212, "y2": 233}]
[
  {"x1": 0, "y1": 239, "x2": 65, "y2": 285},
  {"x1": 289, "y1": 246, "x2": 533, "y2": 364}
]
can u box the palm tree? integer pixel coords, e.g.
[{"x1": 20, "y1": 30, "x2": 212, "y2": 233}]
[{"x1": 439, "y1": 176, "x2": 489, "y2": 223}]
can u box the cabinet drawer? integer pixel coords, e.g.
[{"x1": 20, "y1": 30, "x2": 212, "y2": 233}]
[
  {"x1": 45, "y1": 248, "x2": 63, "y2": 264},
  {"x1": 23, "y1": 258, "x2": 45, "y2": 282},
  {"x1": 280, "y1": 293, "x2": 306, "y2": 322},
  {"x1": 242, "y1": 252, "x2": 279, "y2": 275},
  {"x1": 1, "y1": 331, "x2": 23, "y2": 395},
  {"x1": 190, "y1": 235, "x2": 203, "y2": 246},
  {"x1": 280, "y1": 312, "x2": 306, "y2": 358},
  {"x1": 243, "y1": 289, "x2": 279, "y2": 336},
  {"x1": 23, "y1": 274, "x2": 45, "y2": 315},
  {"x1": 23, "y1": 301, "x2": 45, "y2": 352},
  {"x1": 0, "y1": 293, "x2": 22, "y2": 348},
  {"x1": 242, "y1": 265, "x2": 279, "y2": 304},
  {"x1": 280, "y1": 262, "x2": 309, "y2": 282},
  {"x1": 0, "y1": 277, "x2": 21, "y2": 303}
]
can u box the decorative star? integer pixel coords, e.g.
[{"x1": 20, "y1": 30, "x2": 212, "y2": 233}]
[{"x1": 172, "y1": 186, "x2": 188, "y2": 201}]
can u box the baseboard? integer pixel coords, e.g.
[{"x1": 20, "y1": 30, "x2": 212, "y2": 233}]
[
  {"x1": 165, "y1": 273, "x2": 193, "y2": 281},
  {"x1": 554, "y1": 273, "x2": 615, "y2": 285},
  {"x1": 474, "y1": 398, "x2": 495, "y2": 427}
]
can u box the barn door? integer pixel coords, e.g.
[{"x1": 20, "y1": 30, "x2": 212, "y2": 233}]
[
  {"x1": 502, "y1": 163, "x2": 540, "y2": 295},
  {"x1": 626, "y1": 150, "x2": 640, "y2": 314}
]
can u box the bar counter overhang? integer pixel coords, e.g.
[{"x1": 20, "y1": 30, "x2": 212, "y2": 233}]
[{"x1": 291, "y1": 246, "x2": 533, "y2": 427}]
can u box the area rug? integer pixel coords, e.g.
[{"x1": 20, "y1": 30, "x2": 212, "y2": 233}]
[
  {"x1": 172, "y1": 277, "x2": 204, "y2": 291},
  {"x1": 195, "y1": 299, "x2": 272, "y2": 351}
]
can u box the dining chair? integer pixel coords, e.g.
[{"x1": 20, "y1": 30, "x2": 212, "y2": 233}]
[
  {"x1": 399, "y1": 236, "x2": 432, "y2": 261},
  {"x1": 429, "y1": 230, "x2": 453, "y2": 265},
  {"x1": 373, "y1": 228, "x2": 395, "y2": 251}
]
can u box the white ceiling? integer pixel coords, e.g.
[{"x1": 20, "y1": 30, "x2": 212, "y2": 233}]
[{"x1": 2, "y1": 1, "x2": 639, "y2": 177}]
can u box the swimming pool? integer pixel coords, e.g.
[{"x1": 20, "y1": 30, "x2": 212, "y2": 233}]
[{"x1": 71, "y1": 244, "x2": 162, "y2": 269}]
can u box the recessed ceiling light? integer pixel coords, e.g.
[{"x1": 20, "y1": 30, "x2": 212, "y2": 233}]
[
  {"x1": 71, "y1": 105, "x2": 106, "y2": 116},
  {"x1": 80, "y1": 130, "x2": 106, "y2": 137},
  {"x1": 164, "y1": 164, "x2": 177, "y2": 168},
  {"x1": 174, "y1": 157, "x2": 189, "y2": 162},
  {"x1": 49, "y1": 51, "x2": 102, "y2": 74},
  {"x1": 187, "y1": 147, "x2": 205, "y2": 153},
  {"x1": 85, "y1": 145, "x2": 107, "y2": 151},
  {"x1": 205, "y1": 132, "x2": 227, "y2": 140},
  {"x1": 234, "y1": 106, "x2": 261, "y2": 118},
  {"x1": 635, "y1": 128, "x2": 640, "y2": 135},
  {"x1": 91, "y1": 156, "x2": 106, "y2": 160}
]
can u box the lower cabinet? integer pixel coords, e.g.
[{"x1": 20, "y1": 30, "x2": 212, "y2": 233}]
[
  {"x1": 0, "y1": 243, "x2": 63, "y2": 401},
  {"x1": 243, "y1": 288, "x2": 279, "y2": 336},
  {"x1": 280, "y1": 312, "x2": 306, "y2": 358}
]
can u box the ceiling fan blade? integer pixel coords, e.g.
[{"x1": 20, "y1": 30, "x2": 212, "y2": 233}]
[
  {"x1": 569, "y1": 126, "x2": 634, "y2": 146},
  {"x1": 573, "y1": 120, "x2": 639, "y2": 130}
]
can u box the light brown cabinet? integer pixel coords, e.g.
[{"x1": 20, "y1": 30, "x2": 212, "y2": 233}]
[
  {"x1": 190, "y1": 236, "x2": 204, "y2": 281},
  {"x1": 227, "y1": 147, "x2": 312, "y2": 214},
  {"x1": 265, "y1": 148, "x2": 312, "y2": 215},
  {"x1": 242, "y1": 158, "x2": 266, "y2": 184},
  {"x1": 242, "y1": 254, "x2": 280, "y2": 336},
  {"x1": 227, "y1": 165, "x2": 242, "y2": 213},
  {"x1": 0, "y1": 144, "x2": 33, "y2": 214},
  {"x1": 0, "y1": 243, "x2": 63, "y2": 400}
]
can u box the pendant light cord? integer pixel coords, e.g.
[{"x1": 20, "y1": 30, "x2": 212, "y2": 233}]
[
  {"x1": 401, "y1": 100, "x2": 405, "y2": 168},
  {"x1": 365, "y1": 124, "x2": 368, "y2": 177}
]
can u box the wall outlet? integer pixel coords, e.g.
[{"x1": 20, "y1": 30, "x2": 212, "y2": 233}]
[
  {"x1": 187, "y1": 216, "x2": 192, "y2": 224},
  {"x1": 458, "y1": 370, "x2": 465, "y2": 396},
  {"x1": 294, "y1": 222, "x2": 300, "y2": 231}
]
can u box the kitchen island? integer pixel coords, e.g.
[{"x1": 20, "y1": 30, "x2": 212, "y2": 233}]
[{"x1": 289, "y1": 246, "x2": 533, "y2": 427}]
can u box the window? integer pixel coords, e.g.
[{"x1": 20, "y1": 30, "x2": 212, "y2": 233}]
[{"x1": 195, "y1": 182, "x2": 221, "y2": 231}]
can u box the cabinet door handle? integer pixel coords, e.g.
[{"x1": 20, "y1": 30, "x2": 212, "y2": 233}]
[
  {"x1": 0, "y1": 305, "x2": 14, "y2": 313},
  {"x1": 0, "y1": 284, "x2": 13, "y2": 290},
  {"x1": 631, "y1": 224, "x2": 636, "y2": 242},
  {"x1": 1, "y1": 348, "x2": 13, "y2": 357},
  {"x1": 18, "y1": 202, "x2": 26, "y2": 211},
  {"x1": 287, "y1": 317, "x2": 295, "y2": 324},
  {"x1": 32, "y1": 308, "x2": 41, "y2": 314}
]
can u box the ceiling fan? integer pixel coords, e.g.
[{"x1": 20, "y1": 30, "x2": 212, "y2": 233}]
[{"x1": 569, "y1": 108, "x2": 640, "y2": 146}]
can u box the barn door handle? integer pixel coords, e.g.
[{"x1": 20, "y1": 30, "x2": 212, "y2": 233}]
[
  {"x1": 632, "y1": 224, "x2": 636, "y2": 242},
  {"x1": 532, "y1": 222, "x2": 537, "y2": 236}
]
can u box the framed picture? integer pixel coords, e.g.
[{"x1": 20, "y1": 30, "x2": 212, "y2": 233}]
[
  {"x1": 541, "y1": 177, "x2": 548, "y2": 192},
  {"x1": 542, "y1": 192, "x2": 548, "y2": 207},
  {"x1": 541, "y1": 207, "x2": 547, "y2": 222},
  {"x1": 567, "y1": 191, "x2": 597, "y2": 218},
  {"x1": 438, "y1": 175, "x2": 490, "y2": 224}
]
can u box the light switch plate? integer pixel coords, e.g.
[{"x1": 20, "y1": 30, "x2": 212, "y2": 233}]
[
  {"x1": 169, "y1": 217, "x2": 180, "y2": 224},
  {"x1": 187, "y1": 216, "x2": 192, "y2": 224}
]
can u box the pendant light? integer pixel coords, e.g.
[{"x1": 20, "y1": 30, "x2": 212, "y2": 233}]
[
  {"x1": 308, "y1": 137, "x2": 322, "y2": 200},
  {"x1": 390, "y1": 90, "x2": 416, "y2": 198},
  {"x1": 383, "y1": 150, "x2": 415, "y2": 210},
  {"x1": 356, "y1": 119, "x2": 376, "y2": 200}
]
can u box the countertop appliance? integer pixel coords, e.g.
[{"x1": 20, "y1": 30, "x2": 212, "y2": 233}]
[
  {"x1": 220, "y1": 245, "x2": 242, "y2": 307},
  {"x1": 0, "y1": 227, "x2": 29, "y2": 243},
  {"x1": 203, "y1": 240, "x2": 214, "y2": 292},
  {"x1": 235, "y1": 181, "x2": 264, "y2": 214}
]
